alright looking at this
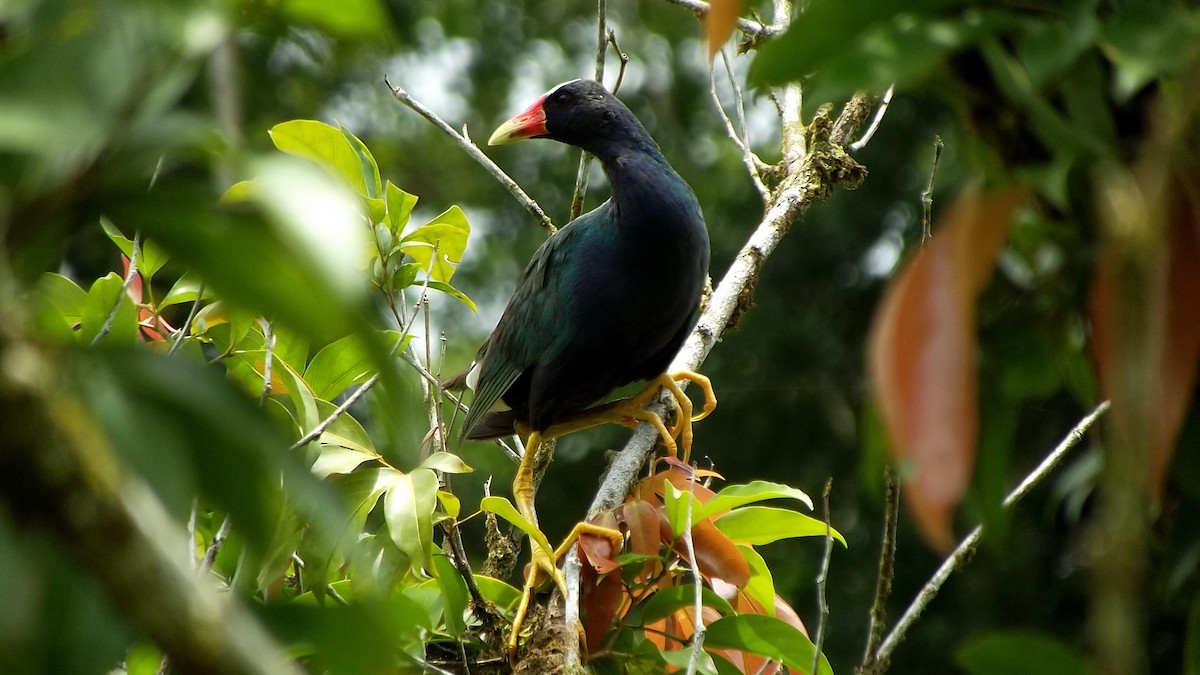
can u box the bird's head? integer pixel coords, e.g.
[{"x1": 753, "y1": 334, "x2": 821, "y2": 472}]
[{"x1": 488, "y1": 79, "x2": 635, "y2": 151}]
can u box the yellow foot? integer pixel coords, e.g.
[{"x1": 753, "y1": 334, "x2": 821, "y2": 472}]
[{"x1": 507, "y1": 521, "x2": 624, "y2": 658}]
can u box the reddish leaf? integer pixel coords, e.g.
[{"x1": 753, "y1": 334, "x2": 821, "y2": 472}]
[
  {"x1": 579, "y1": 511, "x2": 622, "y2": 574},
  {"x1": 580, "y1": 559, "x2": 626, "y2": 656},
  {"x1": 649, "y1": 467, "x2": 718, "y2": 504},
  {"x1": 618, "y1": 498, "x2": 665, "y2": 581},
  {"x1": 706, "y1": 0, "x2": 742, "y2": 61},
  {"x1": 1091, "y1": 171, "x2": 1200, "y2": 497},
  {"x1": 868, "y1": 186, "x2": 1025, "y2": 551},
  {"x1": 675, "y1": 518, "x2": 751, "y2": 588}
]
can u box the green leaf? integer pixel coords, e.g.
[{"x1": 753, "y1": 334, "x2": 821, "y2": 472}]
[
  {"x1": 474, "y1": 575, "x2": 521, "y2": 615},
  {"x1": 436, "y1": 490, "x2": 461, "y2": 519},
  {"x1": 269, "y1": 120, "x2": 371, "y2": 197},
  {"x1": 311, "y1": 445, "x2": 380, "y2": 480},
  {"x1": 661, "y1": 648, "x2": 719, "y2": 675},
  {"x1": 639, "y1": 584, "x2": 736, "y2": 624},
  {"x1": 425, "y1": 280, "x2": 477, "y2": 312},
  {"x1": 81, "y1": 272, "x2": 139, "y2": 345},
  {"x1": 338, "y1": 123, "x2": 382, "y2": 199},
  {"x1": 739, "y1": 545, "x2": 777, "y2": 617},
  {"x1": 749, "y1": 0, "x2": 958, "y2": 87},
  {"x1": 479, "y1": 496, "x2": 554, "y2": 561},
  {"x1": 305, "y1": 333, "x2": 378, "y2": 400},
  {"x1": 382, "y1": 467, "x2": 438, "y2": 576},
  {"x1": 705, "y1": 614, "x2": 833, "y2": 675},
  {"x1": 957, "y1": 631, "x2": 1086, "y2": 675},
  {"x1": 662, "y1": 481, "x2": 706, "y2": 538},
  {"x1": 37, "y1": 273, "x2": 88, "y2": 325},
  {"x1": 100, "y1": 217, "x2": 169, "y2": 280},
  {"x1": 431, "y1": 554, "x2": 468, "y2": 638},
  {"x1": 401, "y1": 205, "x2": 470, "y2": 283},
  {"x1": 699, "y1": 481, "x2": 813, "y2": 520},
  {"x1": 1101, "y1": 2, "x2": 1200, "y2": 101},
  {"x1": 419, "y1": 452, "x2": 473, "y2": 474},
  {"x1": 280, "y1": 0, "x2": 392, "y2": 39},
  {"x1": 714, "y1": 507, "x2": 846, "y2": 547},
  {"x1": 385, "y1": 181, "x2": 419, "y2": 234},
  {"x1": 160, "y1": 272, "x2": 212, "y2": 309}
]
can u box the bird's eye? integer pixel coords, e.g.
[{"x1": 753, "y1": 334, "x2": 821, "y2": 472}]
[{"x1": 553, "y1": 92, "x2": 572, "y2": 107}]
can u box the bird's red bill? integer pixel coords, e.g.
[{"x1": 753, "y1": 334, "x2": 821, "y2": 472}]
[{"x1": 488, "y1": 96, "x2": 548, "y2": 146}]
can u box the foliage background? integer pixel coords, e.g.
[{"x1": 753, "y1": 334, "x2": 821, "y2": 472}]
[{"x1": 1, "y1": 0, "x2": 1198, "y2": 673}]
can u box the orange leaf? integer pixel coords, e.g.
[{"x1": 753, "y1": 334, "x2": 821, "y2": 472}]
[
  {"x1": 868, "y1": 185, "x2": 1025, "y2": 551},
  {"x1": 579, "y1": 511, "x2": 622, "y2": 575},
  {"x1": 580, "y1": 560, "x2": 626, "y2": 656},
  {"x1": 1091, "y1": 170, "x2": 1200, "y2": 497},
  {"x1": 618, "y1": 498, "x2": 665, "y2": 581},
  {"x1": 705, "y1": 0, "x2": 742, "y2": 61},
  {"x1": 675, "y1": 518, "x2": 750, "y2": 588}
]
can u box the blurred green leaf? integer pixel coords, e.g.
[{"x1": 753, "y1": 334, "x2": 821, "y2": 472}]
[
  {"x1": 281, "y1": 0, "x2": 392, "y2": 39},
  {"x1": 160, "y1": 273, "x2": 211, "y2": 309},
  {"x1": 100, "y1": 218, "x2": 169, "y2": 280},
  {"x1": 305, "y1": 333, "x2": 378, "y2": 400},
  {"x1": 714, "y1": 506, "x2": 846, "y2": 547},
  {"x1": 749, "y1": 0, "x2": 958, "y2": 87},
  {"x1": 661, "y1": 647, "x2": 719, "y2": 675},
  {"x1": 80, "y1": 273, "x2": 138, "y2": 345},
  {"x1": 705, "y1": 614, "x2": 832, "y2": 675},
  {"x1": 37, "y1": 273, "x2": 88, "y2": 325},
  {"x1": 957, "y1": 631, "x2": 1086, "y2": 675},
  {"x1": 1100, "y1": 2, "x2": 1200, "y2": 101}
]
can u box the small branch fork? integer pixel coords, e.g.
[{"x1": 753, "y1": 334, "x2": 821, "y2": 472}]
[{"x1": 857, "y1": 401, "x2": 1111, "y2": 673}]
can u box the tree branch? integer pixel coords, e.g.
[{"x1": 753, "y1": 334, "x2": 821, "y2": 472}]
[
  {"x1": 860, "y1": 401, "x2": 1110, "y2": 672},
  {"x1": 560, "y1": 93, "x2": 871, "y2": 667},
  {"x1": 384, "y1": 77, "x2": 556, "y2": 235}
]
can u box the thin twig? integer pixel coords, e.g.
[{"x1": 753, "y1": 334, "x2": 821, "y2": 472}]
[
  {"x1": 867, "y1": 401, "x2": 1110, "y2": 670},
  {"x1": 92, "y1": 231, "x2": 141, "y2": 346},
  {"x1": 384, "y1": 77, "x2": 556, "y2": 235},
  {"x1": 569, "y1": 0, "x2": 609, "y2": 222},
  {"x1": 710, "y1": 49, "x2": 770, "y2": 204},
  {"x1": 607, "y1": 29, "x2": 631, "y2": 95},
  {"x1": 920, "y1": 135, "x2": 944, "y2": 245},
  {"x1": 200, "y1": 516, "x2": 232, "y2": 576},
  {"x1": 259, "y1": 320, "x2": 275, "y2": 405},
  {"x1": 684, "y1": 472, "x2": 706, "y2": 675},
  {"x1": 849, "y1": 84, "x2": 895, "y2": 152},
  {"x1": 290, "y1": 374, "x2": 381, "y2": 451},
  {"x1": 858, "y1": 468, "x2": 901, "y2": 672},
  {"x1": 167, "y1": 282, "x2": 205, "y2": 356},
  {"x1": 812, "y1": 479, "x2": 834, "y2": 675}
]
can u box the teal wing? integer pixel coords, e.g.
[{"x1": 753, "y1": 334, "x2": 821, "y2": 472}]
[{"x1": 459, "y1": 208, "x2": 602, "y2": 437}]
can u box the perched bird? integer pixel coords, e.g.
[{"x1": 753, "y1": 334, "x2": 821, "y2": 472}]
[{"x1": 448, "y1": 79, "x2": 714, "y2": 653}]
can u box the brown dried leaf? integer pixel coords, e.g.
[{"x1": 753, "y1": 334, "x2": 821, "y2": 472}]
[
  {"x1": 868, "y1": 185, "x2": 1025, "y2": 551},
  {"x1": 676, "y1": 518, "x2": 751, "y2": 588}
]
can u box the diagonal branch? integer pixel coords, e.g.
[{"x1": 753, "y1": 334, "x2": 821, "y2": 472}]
[
  {"x1": 384, "y1": 77, "x2": 556, "y2": 235},
  {"x1": 559, "y1": 93, "x2": 871, "y2": 669}
]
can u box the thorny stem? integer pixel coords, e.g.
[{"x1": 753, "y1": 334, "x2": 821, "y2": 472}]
[
  {"x1": 864, "y1": 401, "x2": 1111, "y2": 672},
  {"x1": 385, "y1": 77, "x2": 556, "y2": 235}
]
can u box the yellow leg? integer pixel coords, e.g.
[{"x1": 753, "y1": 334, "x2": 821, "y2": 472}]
[
  {"x1": 508, "y1": 430, "x2": 625, "y2": 657},
  {"x1": 509, "y1": 431, "x2": 565, "y2": 656}
]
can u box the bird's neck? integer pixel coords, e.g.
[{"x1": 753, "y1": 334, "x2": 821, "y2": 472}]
[{"x1": 600, "y1": 148, "x2": 696, "y2": 228}]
